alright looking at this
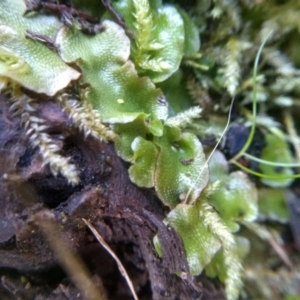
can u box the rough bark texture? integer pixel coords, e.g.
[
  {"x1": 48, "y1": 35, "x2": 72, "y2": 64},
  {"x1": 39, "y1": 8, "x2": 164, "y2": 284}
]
[{"x1": 0, "y1": 94, "x2": 225, "y2": 299}]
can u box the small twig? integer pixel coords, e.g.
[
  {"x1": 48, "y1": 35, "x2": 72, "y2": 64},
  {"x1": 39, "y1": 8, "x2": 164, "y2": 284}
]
[
  {"x1": 100, "y1": 0, "x2": 135, "y2": 39},
  {"x1": 34, "y1": 213, "x2": 107, "y2": 300},
  {"x1": 24, "y1": 1, "x2": 104, "y2": 35},
  {"x1": 25, "y1": 1, "x2": 99, "y2": 23},
  {"x1": 243, "y1": 222, "x2": 293, "y2": 269},
  {"x1": 25, "y1": 30, "x2": 57, "y2": 52},
  {"x1": 183, "y1": 96, "x2": 235, "y2": 205},
  {"x1": 269, "y1": 237, "x2": 293, "y2": 270},
  {"x1": 83, "y1": 218, "x2": 139, "y2": 300}
]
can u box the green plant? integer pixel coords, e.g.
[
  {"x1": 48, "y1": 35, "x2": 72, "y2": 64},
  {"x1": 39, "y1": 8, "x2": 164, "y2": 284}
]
[{"x1": 1, "y1": 1, "x2": 300, "y2": 299}]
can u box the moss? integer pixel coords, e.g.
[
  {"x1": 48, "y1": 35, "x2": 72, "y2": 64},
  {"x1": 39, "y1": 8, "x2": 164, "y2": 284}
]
[{"x1": 1, "y1": 1, "x2": 300, "y2": 299}]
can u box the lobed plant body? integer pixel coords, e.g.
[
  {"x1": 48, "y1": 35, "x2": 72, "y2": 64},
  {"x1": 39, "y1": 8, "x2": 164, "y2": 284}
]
[{"x1": 1, "y1": 0, "x2": 300, "y2": 299}]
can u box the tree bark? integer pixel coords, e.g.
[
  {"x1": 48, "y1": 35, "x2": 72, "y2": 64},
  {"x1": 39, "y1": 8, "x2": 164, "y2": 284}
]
[{"x1": 0, "y1": 94, "x2": 225, "y2": 299}]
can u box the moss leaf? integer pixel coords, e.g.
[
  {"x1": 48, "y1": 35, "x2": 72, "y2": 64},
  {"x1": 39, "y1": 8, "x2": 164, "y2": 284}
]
[
  {"x1": 0, "y1": 0, "x2": 80, "y2": 95},
  {"x1": 259, "y1": 131, "x2": 294, "y2": 187},
  {"x1": 205, "y1": 236, "x2": 249, "y2": 282},
  {"x1": 258, "y1": 188, "x2": 289, "y2": 223},
  {"x1": 154, "y1": 126, "x2": 209, "y2": 207},
  {"x1": 166, "y1": 203, "x2": 221, "y2": 275},
  {"x1": 157, "y1": 70, "x2": 194, "y2": 116},
  {"x1": 0, "y1": 0, "x2": 61, "y2": 37},
  {"x1": 114, "y1": 0, "x2": 185, "y2": 82},
  {"x1": 176, "y1": 6, "x2": 200, "y2": 56},
  {"x1": 114, "y1": 116, "x2": 148, "y2": 161},
  {"x1": 208, "y1": 171, "x2": 258, "y2": 232},
  {"x1": 128, "y1": 137, "x2": 158, "y2": 187},
  {"x1": 56, "y1": 20, "x2": 167, "y2": 123}
]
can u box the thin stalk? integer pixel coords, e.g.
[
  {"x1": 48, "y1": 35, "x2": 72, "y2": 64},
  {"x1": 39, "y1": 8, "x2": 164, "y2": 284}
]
[
  {"x1": 230, "y1": 31, "x2": 273, "y2": 163},
  {"x1": 232, "y1": 161, "x2": 300, "y2": 180},
  {"x1": 184, "y1": 96, "x2": 235, "y2": 205},
  {"x1": 243, "y1": 153, "x2": 300, "y2": 168}
]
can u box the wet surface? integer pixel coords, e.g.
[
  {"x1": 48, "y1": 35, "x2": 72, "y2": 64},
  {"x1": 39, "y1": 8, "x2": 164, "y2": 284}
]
[{"x1": 0, "y1": 94, "x2": 225, "y2": 299}]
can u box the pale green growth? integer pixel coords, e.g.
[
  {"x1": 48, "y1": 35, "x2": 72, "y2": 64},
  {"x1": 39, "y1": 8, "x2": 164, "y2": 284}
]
[
  {"x1": 131, "y1": 0, "x2": 171, "y2": 73},
  {"x1": 222, "y1": 50, "x2": 239, "y2": 96},
  {"x1": 200, "y1": 200, "x2": 243, "y2": 300},
  {"x1": 186, "y1": 77, "x2": 211, "y2": 107},
  {"x1": 0, "y1": 25, "x2": 80, "y2": 96},
  {"x1": 132, "y1": 0, "x2": 158, "y2": 71},
  {"x1": 248, "y1": 115, "x2": 280, "y2": 129},
  {"x1": 228, "y1": 31, "x2": 300, "y2": 182},
  {"x1": 203, "y1": 181, "x2": 221, "y2": 198},
  {"x1": 244, "y1": 222, "x2": 293, "y2": 270},
  {"x1": 0, "y1": 43, "x2": 29, "y2": 73},
  {"x1": 210, "y1": 5, "x2": 222, "y2": 19},
  {"x1": 244, "y1": 265, "x2": 300, "y2": 299},
  {"x1": 230, "y1": 32, "x2": 270, "y2": 162},
  {"x1": 212, "y1": 0, "x2": 241, "y2": 30},
  {"x1": 154, "y1": 127, "x2": 209, "y2": 207},
  {"x1": 183, "y1": 59, "x2": 210, "y2": 71},
  {"x1": 184, "y1": 97, "x2": 235, "y2": 205},
  {"x1": 8, "y1": 86, "x2": 34, "y2": 115},
  {"x1": 56, "y1": 20, "x2": 168, "y2": 124},
  {"x1": 258, "y1": 188, "x2": 289, "y2": 223},
  {"x1": 222, "y1": 39, "x2": 251, "y2": 95},
  {"x1": 139, "y1": 57, "x2": 172, "y2": 72},
  {"x1": 223, "y1": 0, "x2": 241, "y2": 30},
  {"x1": 165, "y1": 106, "x2": 202, "y2": 128},
  {"x1": 9, "y1": 94, "x2": 80, "y2": 184},
  {"x1": 273, "y1": 96, "x2": 294, "y2": 107},
  {"x1": 259, "y1": 20, "x2": 284, "y2": 44},
  {"x1": 264, "y1": 49, "x2": 296, "y2": 76},
  {"x1": 259, "y1": 2, "x2": 300, "y2": 45},
  {"x1": 132, "y1": 0, "x2": 153, "y2": 53},
  {"x1": 165, "y1": 202, "x2": 222, "y2": 275},
  {"x1": 113, "y1": 0, "x2": 184, "y2": 82},
  {"x1": 271, "y1": 76, "x2": 300, "y2": 94},
  {"x1": 57, "y1": 94, "x2": 116, "y2": 142}
]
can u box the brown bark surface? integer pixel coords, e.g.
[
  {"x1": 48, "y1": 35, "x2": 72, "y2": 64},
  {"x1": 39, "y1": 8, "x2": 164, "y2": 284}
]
[{"x1": 0, "y1": 94, "x2": 225, "y2": 299}]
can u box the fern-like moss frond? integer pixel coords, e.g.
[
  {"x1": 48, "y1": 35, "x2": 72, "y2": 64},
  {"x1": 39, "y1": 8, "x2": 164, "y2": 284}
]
[
  {"x1": 9, "y1": 93, "x2": 80, "y2": 184},
  {"x1": 186, "y1": 77, "x2": 211, "y2": 108},
  {"x1": 132, "y1": 0, "x2": 172, "y2": 73},
  {"x1": 132, "y1": 0, "x2": 153, "y2": 53},
  {"x1": 221, "y1": 38, "x2": 251, "y2": 96},
  {"x1": 200, "y1": 200, "x2": 243, "y2": 300},
  {"x1": 139, "y1": 56, "x2": 172, "y2": 72},
  {"x1": 213, "y1": 0, "x2": 241, "y2": 30},
  {"x1": 123, "y1": 0, "x2": 184, "y2": 79},
  {"x1": 57, "y1": 93, "x2": 116, "y2": 142},
  {"x1": 271, "y1": 76, "x2": 300, "y2": 94},
  {"x1": 264, "y1": 49, "x2": 296, "y2": 76},
  {"x1": 165, "y1": 106, "x2": 202, "y2": 128}
]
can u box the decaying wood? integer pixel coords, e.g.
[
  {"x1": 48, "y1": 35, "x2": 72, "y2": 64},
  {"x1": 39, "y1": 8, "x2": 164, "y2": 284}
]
[{"x1": 0, "y1": 93, "x2": 225, "y2": 299}]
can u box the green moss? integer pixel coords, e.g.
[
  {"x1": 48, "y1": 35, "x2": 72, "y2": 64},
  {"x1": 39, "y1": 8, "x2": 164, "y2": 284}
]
[
  {"x1": 166, "y1": 201, "x2": 221, "y2": 275},
  {"x1": 0, "y1": 0, "x2": 79, "y2": 95},
  {"x1": 113, "y1": 0, "x2": 185, "y2": 82},
  {"x1": 1, "y1": 1, "x2": 300, "y2": 299}
]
